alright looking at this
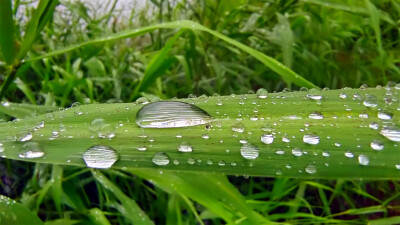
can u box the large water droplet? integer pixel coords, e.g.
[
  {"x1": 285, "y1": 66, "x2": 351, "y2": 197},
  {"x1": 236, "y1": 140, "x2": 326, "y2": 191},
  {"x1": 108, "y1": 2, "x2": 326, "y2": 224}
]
[
  {"x1": 305, "y1": 164, "x2": 317, "y2": 174},
  {"x1": 18, "y1": 142, "x2": 45, "y2": 159},
  {"x1": 83, "y1": 145, "x2": 118, "y2": 169},
  {"x1": 307, "y1": 89, "x2": 322, "y2": 100},
  {"x1": 380, "y1": 126, "x2": 400, "y2": 142},
  {"x1": 363, "y1": 95, "x2": 378, "y2": 107},
  {"x1": 292, "y1": 148, "x2": 303, "y2": 157},
  {"x1": 152, "y1": 152, "x2": 170, "y2": 166},
  {"x1": 377, "y1": 111, "x2": 392, "y2": 120},
  {"x1": 256, "y1": 88, "x2": 268, "y2": 99},
  {"x1": 178, "y1": 142, "x2": 193, "y2": 152},
  {"x1": 303, "y1": 134, "x2": 320, "y2": 145},
  {"x1": 240, "y1": 143, "x2": 259, "y2": 159},
  {"x1": 17, "y1": 131, "x2": 32, "y2": 142},
  {"x1": 370, "y1": 140, "x2": 384, "y2": 151},
  {"x1": 260, "y1": 134, "x2": 274, "y2": 144},
  {"x1": 358, "y1": 154, "x2": 369, "y2": 166},
  {"x1": 136, "y1": 101, "x2": 212, "y2": 128}
]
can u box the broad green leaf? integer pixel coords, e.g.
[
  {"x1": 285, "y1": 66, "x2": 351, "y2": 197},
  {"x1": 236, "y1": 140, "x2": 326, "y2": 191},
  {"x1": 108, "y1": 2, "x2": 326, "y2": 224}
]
[
  {"x1": 0, "y1": 0, "x2": 16, "y2": 65},
  {"x1": 0, "y1": 195, "x2": 44, "y2": 225},
  {"x1": 0, "y1": 102, "x2": 58, "y2": 118},
  {"x1": 30, "y1": 20, "x2": 317, "y2": 89},
  {"x1": 0, "y1": 87, "x2": 399, "y2": 179}
]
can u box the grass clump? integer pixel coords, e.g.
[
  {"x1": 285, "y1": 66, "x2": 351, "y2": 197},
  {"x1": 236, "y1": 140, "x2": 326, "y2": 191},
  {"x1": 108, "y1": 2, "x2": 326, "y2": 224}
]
[{"x1": 0, "y1": 0, "x2": 400, "y2": 224}]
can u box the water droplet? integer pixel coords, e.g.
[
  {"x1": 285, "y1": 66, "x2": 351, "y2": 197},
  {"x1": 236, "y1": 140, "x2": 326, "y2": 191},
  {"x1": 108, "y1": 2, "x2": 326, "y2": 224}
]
[
  {"x1": 71, "y1": 102, "x2": 83, "y2": 115},
  {"x1": 240, "y1": 143, "x2": 259, "y2": 159},
  {"x1": 152, "y1": 152, "x2": 170, "y2": 166},
  {"x1": 256, "y1": 88, "x2": 268, "y2": 99},
  {"x1": 89, "y1": 118, "x2": 105, "y2": 132},
  {"x1": 359, "y1": 113, "x2": 369, "y2": 119},
  {"x1": 0, "y1": 143, "x2": 4, "y2": 153},
  {"x1": 216, "y1": 99, "x2": 223, "y2": 106},
  {"x1": 218, "y1": 160, "x2": 226, "y2": 166},
  {"x1": 305, "y1": 164, "x2": 316, "y2": 174},
  {"x1": 358, "y1": 154, "x2": 369, "y2": 166},
  {"x1": 307, "y1": 88, "x2": 322, "y2": 100},
  {"x1": 83, "y1": 145, "x2": 118, "y2": 169},
  {"x1": 380, "y1": 126, "x2": 400, "y2": 142},
  {"x1": 282, "y1": 135, "x2": 290, "y2": 143},
  {"x1": 292, "y1": 148, "x2": 303, "y2": 157},
  {"x1": 275, "y1": 170, "x2": 283, "y2": 176},
  {"x1": 370, "y1": 140, "x2": 384, "y2": 151},
  {"x1": 322, "y1": 152, "x2": 330, "y2": 157},
  {"x1": 275, "y1": 149, "x2": 285, "y2": 155},
  {"x1": 232, "y1": 122, "x2": 245, "y2": 133},
  {"x1": 377, "y1": 111, "x2": 392, "y2": 120},
  {"x1": 17, "y1": 131, "x2": 32, "y2": 142},
  {"x1": 345, "y1": 151, "x2": 354, "y2": 158},
  {"x1": 137, "y1": 146, "x2": 147, "y2": 151},
  {"x1": 303, "y1": 134, "x2": 320, "y2": 145},
  {"x1": 136, "y1": 101, "x2": 212, "y2": 128},
  {"x1": 261, "y1": 134, "x2": 274, "y2": 144},
  {"x1": 178, "y1": 142, "x2": 193, "y2": 152},
  {"x1": 97, "y1": 124, "x2": 115, "y2": 139},
  {"x1": 339, "y1": 93, "x2": 347, "y2": 99},
  {"x1": 286, "y1": 163, "x2": 292, "y2": 169},
  {"x1": 395, "y1": 164, "x2": 400, "y2": 170},
  {"x1": 369, "y1": 122, "x2": 379, "y2": 130},
  {"x1": 309, "y1": 112, "x2": 324, "y2": 120},
  {"x1": 135, "y1": 97, "x2": 150, "y2": 105},
  {"x1": 363, "y1": 95, "x2": 378, "y2": 107},
  {"x1": 202, "y1": 134, "x2": 209, "y2": 139},
  {"x1": 18, "y1": 142, "x2": 45, "y2": 159},
  {"x1": 188, "y1": 158, "x2": 195, "y2": 165}
]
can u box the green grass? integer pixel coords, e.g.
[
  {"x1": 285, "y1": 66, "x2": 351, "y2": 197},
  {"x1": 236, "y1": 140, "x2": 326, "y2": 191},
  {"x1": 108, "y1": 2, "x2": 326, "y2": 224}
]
[{"x1": 0, "y1": 0, "x2": 400, "y2": 224}]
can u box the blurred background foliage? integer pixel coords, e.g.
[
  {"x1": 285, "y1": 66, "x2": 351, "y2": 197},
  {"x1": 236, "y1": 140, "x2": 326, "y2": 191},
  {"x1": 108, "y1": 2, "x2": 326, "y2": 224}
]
[{"x1": 1, "y1": 0, "x2": 400, "y2": 224}]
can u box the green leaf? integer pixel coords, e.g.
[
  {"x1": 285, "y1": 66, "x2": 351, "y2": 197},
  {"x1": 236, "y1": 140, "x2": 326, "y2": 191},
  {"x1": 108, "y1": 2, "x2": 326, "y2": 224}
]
[
  {"x1": 0, "y1": 195, "x2": 44, "y2": 225},
  {"x1": 0, "y1": 87, "x2": 399, "y2": 179},
  {"x1": 0, "y1": 0, "x2": 17, "y2": 65},
  {"x1": 0, "y1": 102, "x2": 58, "y2": 119},
  {"x1": 30, "y1": 20, "x2": 317, "y2": 89}
]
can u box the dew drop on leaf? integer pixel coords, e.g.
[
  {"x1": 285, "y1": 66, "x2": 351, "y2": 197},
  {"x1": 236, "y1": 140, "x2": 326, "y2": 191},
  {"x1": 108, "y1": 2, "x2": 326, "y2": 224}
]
[
  {"x1": 178, "y1": 142, "x2": 193, "y2": 153},
  {"x1": 363, "y1": 95, "x2": 378, "y2": 107},
  {"x1": 260, "y1": 133, "x2": 274, "y2": 144},
  {"x1": 256, "y1": 88, "x2": 268, "y2": 99},
  {"x1": 358, "y1": 154, "x2": 369, "y2": 166},
  {"x1": 370, "y1": 140, "x2": 384, "y2": 151},
  {"x1": 380, "y1": 125, "x2": 400, "y2": 142},
  {"x1": 152, "y1": 152, "x2": 170, "y2": 166},
  {"x1": 308, "y1": 111, "x2": 324, "y2": 120},
  {"x1": 305, "y1": 164, "x2": 317, "y2": 174},
  {"x1": 83, "y1": 145, "x2": 118, "y2": 169},
  {"x1": 303, "y1": 134, "x2": 320, "y2": 145},
  {"x1": 17, "y1": 131, "x2": 32, "y2": 142},
  {"x1": 240, "y1": 143, "x2": 259, "y2": 159},
  {"x1": 18, "y1": 142, "x2": 45, "y2": 159},
  {"x1": 292, "y1": 148, "x2": 303, "y2": 157},
  {"x1": 136, "y1": 101, "x2": 213, "y2": 128}
]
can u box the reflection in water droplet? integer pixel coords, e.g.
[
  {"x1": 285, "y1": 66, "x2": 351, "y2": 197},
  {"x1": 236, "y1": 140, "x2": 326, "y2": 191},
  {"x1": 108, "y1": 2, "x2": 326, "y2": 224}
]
[
  {"x1": 305, "y1": 164, "x2": 316, "y2": 174},
  {"x1": 83, "y1": 145, "x2": 118, "y2": 169},
  {"x1": 256, "y1": 88, "x2": 268, "y2": 99},
  {"x1": 370, "y1": 140, "x2": 384, "y2": 151},
  {"x1": 303, "y1": 134, "x2": 320, "y2": 145},
  {"x1": 292, "y1": 148, "x2": 303, "y2": 157},
  {"x1": 260, "y1": 134, "x2": 274, "y2": 144},
  {"x1": 18, "y1": 142, "x2": 45, "y2": 159},
  {"x1": 358, "y1": 154, "x2": 369, "y2": 166},
  {"x1": 363, "y1": 95, "x2": 378, "y2": 107},
  {"x1": 240, "y1": 143, "x2": 259, "y2": 159},
  {"x1": 309, "y1": 112, "x2": 324, "y2": 120},
  {"x1": 380, "y1": 126, "x2": 400, "y2": 142},
  {"x1": 136, "y1": 101, "x2": 212, "y2": 128},
  {"x1": 178, "y1": 142, "x2": 193, "y2": 152},
  {"x1": 152, "y1": 152, "x2": 170, "y2": 166}
]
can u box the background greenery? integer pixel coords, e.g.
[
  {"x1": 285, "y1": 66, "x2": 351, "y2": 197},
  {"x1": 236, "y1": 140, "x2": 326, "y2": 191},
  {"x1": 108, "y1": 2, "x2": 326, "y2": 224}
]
[{"x1": 0, "y1": 0, "x2": 400, "y2": 224}]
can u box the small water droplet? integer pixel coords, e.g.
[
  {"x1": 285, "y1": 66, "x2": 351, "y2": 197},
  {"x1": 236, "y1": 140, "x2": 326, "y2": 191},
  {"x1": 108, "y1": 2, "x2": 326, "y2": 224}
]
[
  {"x1": 18, "y1": 142, "x2": 45, "y2": 159},
  {"x1": 218, "y1": 160, "x2": 226, "y2": 166},
  {"x1": 303, "y1": 134, "x2": 320, "y2": 145},
  {"x1": 363, "y1": 95, "x2": 378, "y2": 107},
  {"x1": 358, "y1": 154, "x2": 369, "y2": 166},
  {"x1": 307, "y1": 88, "x2": 322, "y2": 100},
  {"x1": 188, "y1": 158, "x2": 195, "y2": 165},
  {"x1": 377, "y1": 111, "x2": 392, "y2": 120},
  {"x1": 232, "y1": 122, "x2": 245, "y2": 133},
  {"x1": 240, "y1": 143, "x2": 259, "y2": 159},
  {"x1": 370, "y1": 140, "x2": 384, "y2": 151},
  {"x1": 286, "y1": 163, "x2": 292, "y2": 169},
  {"x1": 0, "y1": 143, "x2": 4, "y2": 153},
  {"x1": 339, "y1": 93, "x2": 347, "y2": 99},
  {"x1": 202, "y1": 134, "x2": 210, "y2": 139},
  {"x1": 216, "y1": 99, "x2": 223, "y2": 106},
  {"x1": 17, "y1": 131, "x2": 32, "y2": 142},
  {"x1": 178, "y1": 142, "x2": 193, "y2": 152},
  {"x1": 135, "y1": 97, "x2": 150, "y2": 105},
  {"x1": 275, "y1": 149, "x2": 285, "y2": 155},
  {"x1": 136, "y1": 101, "x2": 212, "y2": 128},
  {"x1": 260, "y1": 134, "x2": 274, "y2": 144},
  {"x1": 369, "y1": 122, "x2": 379, "y2": 130},
  {"x1": 380, "y1": 125, "x2": 400, "y2": 142},
  {"x1": 137, "y1": 146, "x2": 147, "y2": 151},
  {"x1": 256, "y1": 88, "x2": 268, "y2": 99},
  {"x1": 292, "y1": 148, "x2": 303, "y2": 157},
  {"x1": 275, "y1": 169, "x2": 283, "y2": 176},
  {"x1": 345, "y1": 151, "x2": 354, "y2": 158},
  {"x1": 305, "y1": 164, "x2": 316, "y2": 174},
  {"x1": 282, "y1": 135, "x2": 290, "y2": 143},
  {"x1": 359, "y1": 113, "x2": 369, "y2": 119},
  {"x1": 309, "y1": 112, "x2": 324, "y2": 120},
  {"x1": 89, "y1": 118, "x2": 105, "y2": 132},
  {"x1": 322, "y1": 152, "x2": 330, "y2": 157},
  {"x1": 395, "y1": 164, "x2": 400, "y2": 170},
  {"x1": 83, "y1": 145, "x2": 118, "y2": 169},
  {"x1": 152, "y1": 152, "x2": 170, "y2": 166}
]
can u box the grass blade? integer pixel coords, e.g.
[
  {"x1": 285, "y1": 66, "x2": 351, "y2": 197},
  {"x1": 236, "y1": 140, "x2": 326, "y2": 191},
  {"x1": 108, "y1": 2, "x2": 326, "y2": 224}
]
[
  {"x1": 0, "y1": 0, "x2": 17, "y2": 65},
  {"x1": 30, "y1": 20, "x2": 317, "y2": 89},
  {"x1": 0, "y1": 87, "x2": 399, "y2": 179},
  {"x1": 0, "y1": 195, "x2": 44, "y2": 225}
]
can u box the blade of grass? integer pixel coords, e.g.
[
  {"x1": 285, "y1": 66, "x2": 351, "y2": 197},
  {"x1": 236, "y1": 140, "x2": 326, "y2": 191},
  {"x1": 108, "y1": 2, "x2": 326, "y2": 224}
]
[
  {"x1": 0, "y1": 195, "x2": 44, "y2": 225},
  {"x1": 0, "y1": 0, "x2": 17, "y2": 65},
  {"x1": 0, "y1": 102, "x2": 58, "y2": 118},
  {"x1": 30, "y1": 20, "x2": 317, "y2": 89}
]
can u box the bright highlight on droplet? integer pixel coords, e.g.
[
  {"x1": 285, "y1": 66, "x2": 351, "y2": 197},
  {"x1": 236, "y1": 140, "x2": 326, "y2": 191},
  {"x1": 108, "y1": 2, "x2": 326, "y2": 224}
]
[
  {"x1": 83, "y1": 145, "x2": 118, "y2": 169},
  {"x1": 136, "y1": 101, "x2": 213, "y2": 128}
]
